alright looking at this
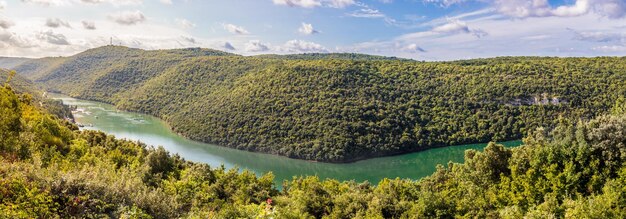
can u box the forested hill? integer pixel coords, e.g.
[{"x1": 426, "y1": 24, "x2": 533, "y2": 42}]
[
  {"x1": 0, "y1": 69, "x2": 39, "y2": 96},
  {"x1": 0, "y1": 69, "x2": 73, "y2": 121},
  {"x1": 2, "y1": 81, "x2": 626, "y2": 217},
  {"x1": 10, "y1": 46, "x2": 237, "y2": 100},
  {"x1": 0, "y1": 57, "x2": 30, "y2": 69},
  {"x1": 9, "y1": 46, "x2": 626, "y2": 162},
  {"x1": 254, "y1": 53, "x2": 411, "y2": 61}
]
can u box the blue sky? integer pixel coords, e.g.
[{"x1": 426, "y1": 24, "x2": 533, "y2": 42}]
[{"x1": 0, "y1": 0, "x2": 624, "y2": 60}]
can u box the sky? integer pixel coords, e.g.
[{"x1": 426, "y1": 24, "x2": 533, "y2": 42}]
[{"x1": 0, "y1": 0, "x2": 624, "y2": 60}]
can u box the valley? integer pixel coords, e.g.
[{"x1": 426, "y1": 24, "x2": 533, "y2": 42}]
[
  {"x1": 51, "y1": 92, "x2": 521, "y2": 186},
  {"x1": 4, "y1": 46, "x2": 625, "y2": 162}
]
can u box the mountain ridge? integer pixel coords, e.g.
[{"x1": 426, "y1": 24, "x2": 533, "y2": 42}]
[{"x1": 8, "y1": 46, "x2": 626, "y2": 162}]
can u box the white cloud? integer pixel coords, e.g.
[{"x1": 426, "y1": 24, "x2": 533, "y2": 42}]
[
  {"x1": 423, "y1": 0, "x2": 467, "y2": 7},
  {"x1": 22, "y1": 0, "x2": 144, "y2": 6},
  {"x1": 245, "y1": 40, "x2": 270, "y2": 52},
  {"x1": 223, "y1": 23, "x2": 249, "y2": 35},
  {"x1": 1, "y1": 3, "x2": 623, "y2": 61},
  {"x1": 425, "y1": 0, "x2": 625, "y2": 19},
  {"x1": 79, "y1": 0, "x2": 105, "y2": 3},
  {"x1": 298, "y1": 23, "x2": 319, "y2": 35},
  {"x1": 0, "y1": 30, "x2": 35, "y2": 48},
  {"x1": 108, "y1": 10, "x2": 146, "y2": 25},
  {"x1": 82, "y1": 21, "x2": 96, "y2": 30},
  {"x1": 494, "y1": 0, "x2": 625, "y2": 18},
  {"x1": 80, "y1": 0, "x2": 143, "y2": 6},
  {"x1": 551, "y1": 0, "x2": 590, "y2": 17},
  {"x1": 0, "y1": 18, "x2": 14, "y2": 29},
  {"x1": 37, "y1": 30, "x2": 70, "y2": 45},
  {"x1": 273, "y1": 0, "x2": 321, "y2": 8},
  {"x1": 593, "y1": 0, "x2": 626, "y2": 19},
  {"x1": 178, "y1": 35, "x2": 197, "y2": 46},
  {"x1": 176, "y1": 18, "x2": 195, "y2": 29},
  {"x1": 0, "y1": 17, "x2": 234, "y2": 57},
  {"x1": 45, "y1": 18, "x2": 71, "y2": 28},
  {"x1": 272, "y1": 0, "x2": 354, "y2": 8},
  {"x1": 571, "y1": 30, "x2": 625, "y2": 43},
  {"x1": 279, "y1": 40, "x2": 327, "y2": 53},
  {"x1": 521, "y1": 34, "x2": 552, "y2": 41},
  {"x1": 326, "y1": 0, "x2": 354, "y2": 8},
  {"x1": 160, "y1": 0, "x2": 172, "y2": 4},
  {"x1": 592, "y1": 45, "x2": 626, "y2": 52},
  {"x1": 351, "y1": 12, "x2": 626, "y2": 60},
  {"x1": 407, "y1": 19, "x2": 488, "y2": 38},
  {"x1": 0, "y1": 1, "x2": 6, "y2": 9},
  {"x1": 345, "y1": 6, "x2": 398, "y2": 25},
  {"x1": 347, "y1": 8, "x2": 386, "y2": 18},
  {"x1": 493, "y1": 0, "x2": 552, "y2": 17},
  {"x1": 401, "y1": 43, "x2": 426, "y2": 53},
  {"x1": 20, "y1": 0, "x2": 68, "y2": 7},
  {"x1": 432, "y1": 20, "x2": 471, "y2": 33}
]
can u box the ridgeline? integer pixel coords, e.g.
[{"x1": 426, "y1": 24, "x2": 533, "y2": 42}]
[
  {"x1": 3, "y1": 46, "x2": 626, "y2": 162},
  {"x1": 1, "y1": 69, "x2": 626, "y2": 217}
]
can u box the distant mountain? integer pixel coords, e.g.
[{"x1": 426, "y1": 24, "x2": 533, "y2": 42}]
[
  {"x1": 14, "y1": 46, "x2": 237, "y2": 100},
  {"x1": 0, "y1": 57, "x2": 31, "y2": 69},
  {"x1": 255, "y1": 53, "x2": 412, "y2": 61},
  {"x1": 11, "y1": 46, "x2": 626, "y2": 162}
]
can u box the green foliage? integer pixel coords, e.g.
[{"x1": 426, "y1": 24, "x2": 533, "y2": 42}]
[
  {"x1": 0, "y1": 85, "x2": 276, "y2": 218},
  {"x1": 612, "y1": 96, "x2": 626, "y2": 115},
  {"x1": 0, "y1": 69, "x2": 41, "y2": 96},
  {"x1": 13, "y1": 47, "x2": 626, "y2": 162},
  {"x1": 2, "y1": 80, "x2": 626, "y2": 218},
  {"x1": 255, "y1": 53, "x2": 410, "y2": 61}
]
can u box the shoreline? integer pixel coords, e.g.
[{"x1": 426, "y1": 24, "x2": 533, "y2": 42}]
[{"x1": 52, "y1": 92, "x2": 523, "y2": 164}]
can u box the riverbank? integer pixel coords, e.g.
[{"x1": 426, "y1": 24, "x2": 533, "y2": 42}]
[{"x1": 51, "y1": 93, "x2": 523, "y2": 185}]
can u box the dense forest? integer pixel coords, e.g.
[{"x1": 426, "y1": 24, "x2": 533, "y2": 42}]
[
  {"x1": 2, "y1": 70, "x2": 626, "y2": 218},
  {"x1": 6, "y1": 46, "x2": 626, "y2": 162}
]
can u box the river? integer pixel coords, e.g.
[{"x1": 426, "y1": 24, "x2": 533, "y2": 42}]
[{"x1": 51, "y1": 93, "x2": 522, "y2": 186}]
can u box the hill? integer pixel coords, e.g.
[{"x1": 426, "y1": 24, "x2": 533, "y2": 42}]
[
  {"x1": 11, "y1": 57, "x2": 69, "y2": 81},
  {"x1": 254, "y1": 53, "x2": 411, "y2": 61},
  {"x1": 0, "y1": 57, "x2": 31, "y2": 69},
  {"x1": 0, "y1": 69, "x2": 40, "y2": 96},
  {"x1": 11, "y1": 46, "x2": 626, "y2": 162},
  {"x1": 2, "y1": 82, "x2": 626, "y2": 218},
  {"x1": 0, "y1": 69, "x2": 73, "y2": 120}
]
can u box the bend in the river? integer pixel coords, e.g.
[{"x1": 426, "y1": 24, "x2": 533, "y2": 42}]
[{"x1": 52, "y1": 93, "x2": 522, "y2": 186}]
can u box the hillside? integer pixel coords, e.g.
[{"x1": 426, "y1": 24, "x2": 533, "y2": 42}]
[
  {"x1": 13, "y1": 46, "x2": 237, "y2": 99},
  {"x1": 0, "y1": 57, "x2": 31, "y2": 69},
  {"x1": 0, "y1": 69, "x2": 73, "y2": 121},
  {"x1": 2, "y1": 82, "x2": 626, "y2": 218},
  {"x1": 254, "y1": 53, "x2": 411, "y2": 61},
  {"x1": 11, "y1": 46, "x2": 626, "y2": 162},
  {"x1": 0, "y1": 69, "x2": 40, "y2": 96},
  {"x1": 10, "y1": 57, "x2": 69, "y2": 81}
]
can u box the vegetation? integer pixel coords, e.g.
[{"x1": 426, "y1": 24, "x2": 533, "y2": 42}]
[
  {"x1": 254, "y1": 53, "x2": 410, "y2": 61},
  {"x1": 0, "y1": 57, "x2": 30, "y2": 69},
  {"x1": 10, "y1": 46, "x2": 626, "y2": 162},
  {"x1": 2, "y1": 74, "x2": 626, "y2": 218},
  {"x1": 0, "y1": 69, "x2": 72, "y2": 120}
]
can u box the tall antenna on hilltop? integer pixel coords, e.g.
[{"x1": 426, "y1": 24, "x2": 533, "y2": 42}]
[{"x1": 110, "y1": 37, "x2": 113, "y2": 46}]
